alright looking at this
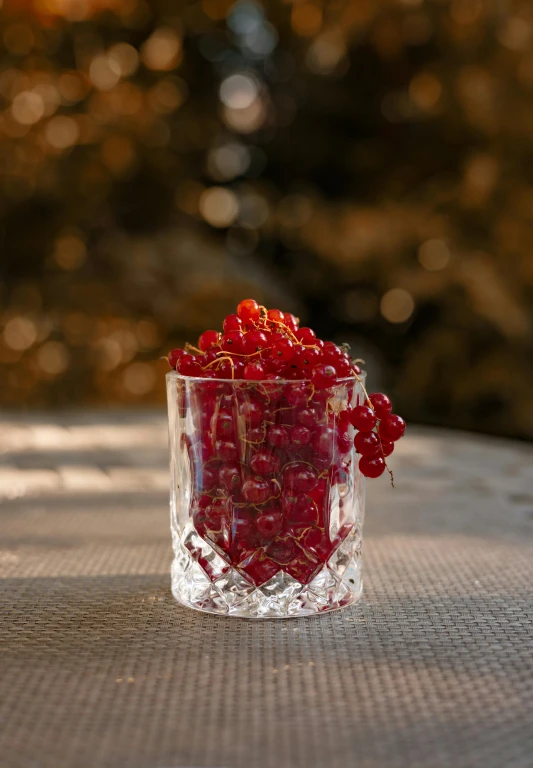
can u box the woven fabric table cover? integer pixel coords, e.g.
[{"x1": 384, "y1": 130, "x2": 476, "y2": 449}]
[{"x1": 1, "y1": 412, "x2": 532, "y2": 768}]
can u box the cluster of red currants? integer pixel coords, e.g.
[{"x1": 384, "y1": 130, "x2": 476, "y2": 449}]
[{"x1": 168, "y1": 298, "x2": 405, "y2": 481}]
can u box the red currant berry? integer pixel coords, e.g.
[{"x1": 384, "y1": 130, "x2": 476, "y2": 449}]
[
  {"x1": 266, "y1": 308, "x2": 285, "y2": 325},
  {"x1": 223, "y1": 314, "x2": 243, "y2": 333},
  {"x1": 293, "y1": 346, "x2": 321, "y2": 370},
  {"x1": 379, "y1": 414, "x2": 405, "y2": 442},
  {"x1": 354, "y1": 431, "x2": 381, "y2": 457},
  {"x1": 256, "y1": 507, "x2": 283, "y2": 539},
  {"x1": 369, "y1": 393, "x2": 393, "y2": 420},
  {"x1": 283, "y1": 464, "x2": 318, "y2": 494},
  {"x1": 168, "y1": 348, "x2": 186, "y2": 369},
  {"x1": 197, "y1": 465, "x2": 217, "y2": 492},
  {"x1": 266, "y1": 425, "x2": 290, "y2": 448},
  {"x1": 221, "y1": 331, "x2": 245, "y2": 354},
  {"x1": 250, "y1": 451, "x2": 280, "y2": 475},
  {"x1": 215, "y1": 439, "x2": 238, "y2": 461},
  {"x1": 349, "y1": 405, "x2": 377, "y2": 432},
  {"x1": 311, "y1": 363, "x2": 337, "y2": 389},
  {"x1": 239, "y1": 398, "x2": 264, "y2": 427},
  {"x1": 219, "y1": 463, "x2": 242, "y2": 492},
  {"x1": 271, "y1": 337, "x2": 294, "y2": 362},
  {"x1": 242, "y1": 476, "x2": 271, "y2": 503},
  {"x1": 295, "y1": 327, "x2": 316, "y2": 345},
  {"x1": 244, "y1": 362, "x2": 265, "y2": 380},
  {"x1": 267, "y1": 536, "x2": 299, "y2": 565},
  {"x1": 177, "y1": 354, "x2": 203, "y2": 377},
  {"x1": 312, "y1": 425, "x2": 335, "y2": 457},
  {"x1": 359, "y1": 455, "x2": 386, "y2": 478},
  {"x1": 337, "y1": 430, "x2": 353, "y2": 455},
  {"x1": 237, "y1": 299, "x2": 261, "y2": 324},
  {"x1": 284, "y1": 382, "x2": 313, "y2": 406},
  {"x1": 290, "y1": 424, "x2": 311, "y2": 446},
  {"x1": 203, "y1": 345, "x2": 222, "y2": 365},
  {"x1": 380, "y1": 440, "x2": 394, "y2": 457},
  {"x1": 243, "y1": 330, "x2": 270, "y2": 355},
  {"x1": 198, "y1": 330, "x2": 220, "y2": 352},
  {"x1": 296, "y1": 407, "x2": 318, "y2": 428},
  {"x1": 211, "y1": 410, "x2": 235, "y2": 437},
  {"x1": 334, "y1": 357, "x2": 352, "y2": 377},
  {"x1": 283, "y1": 313, "x2": 299, "y2": 333}
]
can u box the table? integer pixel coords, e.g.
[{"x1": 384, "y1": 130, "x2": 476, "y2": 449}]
[{"x1": 1, "y1": 411, "x2": 532, "y2": 768}]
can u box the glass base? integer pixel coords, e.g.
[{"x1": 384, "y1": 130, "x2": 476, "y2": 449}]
[{"x1": 170, "y1": 524, "x2": 363, "y2": 619}]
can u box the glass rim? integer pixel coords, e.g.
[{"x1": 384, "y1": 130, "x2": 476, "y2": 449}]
[{"x1": 166, "y1": 369, "x2": 366, "y2": 385}]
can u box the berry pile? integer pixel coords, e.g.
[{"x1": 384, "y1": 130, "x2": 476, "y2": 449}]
[{"x1": 167, "y1": 300, "x2": 405, "y2": 587}]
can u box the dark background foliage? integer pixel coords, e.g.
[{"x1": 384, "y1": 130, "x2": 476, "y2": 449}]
[{"x1": 1, "y1": 0, "x2": 532, "y2": 438}]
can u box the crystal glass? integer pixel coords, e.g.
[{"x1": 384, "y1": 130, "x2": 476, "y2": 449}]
[{"x1": 166, "y1": 371, "x2": 365, "y2": 618}]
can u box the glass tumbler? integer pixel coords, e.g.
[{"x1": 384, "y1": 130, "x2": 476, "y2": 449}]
[{"x1": 166, "y1": 371, "x2": 365, "y2": 618}]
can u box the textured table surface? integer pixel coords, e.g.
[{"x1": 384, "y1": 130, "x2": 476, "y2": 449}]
[{"x1": 1, "y1": 411, "x2": 533, "y2": 768}]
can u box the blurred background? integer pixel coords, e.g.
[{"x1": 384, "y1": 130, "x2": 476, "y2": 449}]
[{"x1": 1, "y1": 0, "x2": 532, "y2": 439}]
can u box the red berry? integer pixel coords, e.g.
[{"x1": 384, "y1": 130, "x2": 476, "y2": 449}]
[
  {"x1": 369, "y1": 393, "x2": 392, "y2": 420},
  {"x1": 290, "y1": 424, "x2": 311, "y2": 446},
  {"x1": 312, "y1": 425, "x2": 335, "y2": 458},
  {"x1": 168, "y1": 348, "x2": 186, "y2": 369},
  {"x1": 266, "y1": 425, "x2": 290, "y2": 448},
  {"x1": 177, "y1": 353, "x2": 203, "y2": 377},
  {"x1": 284, "y1": 381, "x2": 313, "y2": 406},
  {"x1": 354, "y1": 430, "x2": 380, "y2": 457},
  {"x1": 198, "y1": 330, "x2": 220, "y2": 352},
  {"x1": 215, "y1": 439, "x2": 238, "y2": 461},
  {"x1": 266, "y1": 308, "x2": 285, "y2": 325},
  {"x1": 197, "y1": 465, "x2": 217, "y2": 491},
  {"x1": 296, "y1": 407, "x2": 318, "y2": 428},
  {"x1": 244, "y1": 362, "x2": 265, "y2": 380},
  {"x1": 379, "y1": 414, "x2": 405, "y2": 442},
  {"x1": 334, "y1": 357, "x2": 352, "y2": 377},
  {"x1": 286, "y1": 493, "x2": 317, "y2": 526},
  {"x1": 311, "y1": 363, "x2": 337, "y2": 389},
  {"x1": 221, "y1": 331, "x2": 245, "y2": 354},
  {"x1": 283, "y1": 313, "x2": 299, "y2": 332},
  {"x1": 350, "y1": 405, "x2": 377, "y2": 431},
  {"x1": 337, "y1": 430, "x2": 352, "y2": 455},
  {"x1": 219, "y1": 463, "x2": 242, "y2": 492},
  {"x1": 239, "y1": 398, "x2": 264, "y2": 427},
  {"x1": 243, "y1": 330, "x2": 270, "y2": 355},
  {"x1": 256, "y1": 507, "x2": 283, "y2": 539},
  {"x1": 242, "y1": 476, "x2": 271, "y2": 503},
  {"x1": 223, "y1": 314, "x2": 243, "y2": 333},
  {"x1": 271, "y1": 337, "x2": 294, "y2": 362},
  {"x1": 203, "y1": 345, "x2": 222, "y2": 365},
  {"x1": 212, "y1": 410, "x2": 235, "y2": 437},
  {"x1": 379, "y1": 440, "x2": 394, "y2": 457},
  {"x1": 293, "y1": 346, "x2": 321, "y2": 370},
  {"x1": 237, "y1": 298, "x2": 261, "y2": 324},
  {"x1": 283, "y1": 463, "x2": 318, "y2": 494},
  {"x1": 266, "y1": 536, "x2": 299, "y2": 565},
  {"x1": 359, "y1": 455, "x2": 386, "y2": 478},
  {"x1": 250, "y1": 451, "x2": 280, "y2": 475},
  {"x1": 295, "y1": 327, "x2": 316, "y2": 345}
]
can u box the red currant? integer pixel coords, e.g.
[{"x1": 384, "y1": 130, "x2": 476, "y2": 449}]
[
  {"x1": 266, "y1": 308, "x2": 285, "y2": 326},
  {"x1": 219, "y1": 463, "x2": 242, "y2": 492},
  {"x1": 223, "y1": 314, "x2": 243, "y2": 333},
  {"x1": 311, "y1": 363, "x2": 337, "y2": 389},
  {"x1": 244, "y1": 362, "x2": 265, "y2": 380},
  {"x1": 168, "y1": 348, "x2": 186, "y2": 369},
  {"x1": 284, "y1": 382, "x2": 313, "y2": 406},
  {"x1": 349, "y1": 405, "x2": 377, "y2": 432},
  {"x1": 177, "y1": 354, "x2": 203, "y2": 377},
  {"x1": 312, "y1": 425, "x2": 335, "y2": 458},
  {"x1": 256, "y1": 506, "x2": 283, "y2": 539},
  {"x1": 203, "y1": 345, "x2": 222, "y2": 365},
  {"x1": 250, "y1": 450, "x2": 280, "y2": 475},
  {"x1": 295, "y1": 327, "x2": 316, "y2": 345},
  {"x1": 237, "y1": 299, "x2": 261, "y2": 324},
  {"x1": 243, "y1": 330, "x2": 270, "y2": 355},
  {"x1": 290, "y1": 424, "x2": 311, "y2": 446},
  {"x1": 354, "y1": 431, "x2": 380, "y2": 457},
  {"x1": 211, "y1": 410, "x2": 235, "y2": 437},
  {"x1": 369, "y1": 393, "x2": 392, "y2": 420},
  {"x1": 296, "y1": 407, "x2": 318, "y2": 428},
  {"x1": 283, "y1": 313, "x2": 299, "y2": 333},
  {"x1": 221, "y1": 331, "x2": 245, "y2": 354},
  {"x1": 198, "y1": 330, "x2": 220, "y2": 352},
  {"x1": 271, "y1": 337, "x2": 295, "y2": 362},
  {"x1": 239, "y1": 398, "x2": 264, "y2": 427},
  {"x1": 215, "y1": 439, "x2": 238, "y2": 461},
  {"x1": 293, "y1": 346, "x2": 321, "y2": 370},
  {"x1": 359, "y1": 455, "x2": 386, "y2": 478},
  {"x1": 266, "y1": 425, "x2": 290, "y2": 448},
  {"x1": 242, "y1": 476, "x2": 271, "y2": 503},
  {"x1": 379, "y1": 414, "x2": 405, "y2": 441},
  {"x1": 380, "y1": 440, "x2": 394, "y2": 457},
  {"x1": 283, "y1": 463, "x2": 318, "y2": 494}
]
